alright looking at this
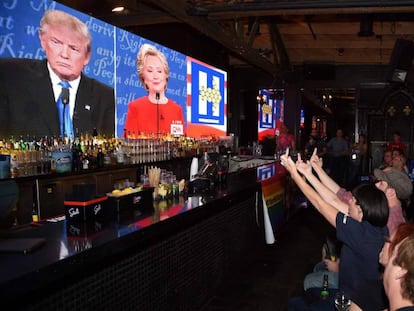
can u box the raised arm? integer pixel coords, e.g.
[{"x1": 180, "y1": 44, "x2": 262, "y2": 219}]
[
  {"x1": 375, "y1": 180, "x2": 401, "y2": 208},
  {"x1": 296, "y1": 154, "x2": 349, "y2": 215},
  {"x1": 280, "y1": 149, "x2": 338, "y2": 227},
  {"x1": 309, "y1": 148, "x2": 341, "y2": 194}
]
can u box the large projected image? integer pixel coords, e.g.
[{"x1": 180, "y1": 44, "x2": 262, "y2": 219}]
[
  {"x1": 0, "y1": 0, "x2": 227, "y2": 139},
  {"x1": 187, "y1": 57, "x2": 227, "y2": 138},
  {"x1": 257, "y1": 89, "x2": 284, "y2": 141},
  {"x1": 114, "y1": 31, "x2": 188, "y2": 138}
]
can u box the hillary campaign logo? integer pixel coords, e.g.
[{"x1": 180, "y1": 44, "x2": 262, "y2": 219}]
[{"x1": 188, "y1": 59, "x2": 226, "y2": 125}]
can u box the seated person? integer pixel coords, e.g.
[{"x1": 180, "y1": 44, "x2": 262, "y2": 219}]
[
  {"x1": 288, "y1": 148, "x2": 407, "y2": 309},
  {"x1": 373, "y1": 167, "x2": 410, "y2": 235},
  {"x1": 350, "y1": 223, "x2": 414, "y2": 311},
  {"x1": 382, "y1": 228, "x2": 414, "y2": 310},
  {"x1": 303, "y1": 234, "x2": 341, "y2": 291},
  {"x1": 307, "y1": 148, "x2": 408, "y2": 236},
  {"x1": 378, "y1": 149, "x2": 393, "y2": 170},
  {"x1": 391, "y1": 149, "x2": 409, "y2": 174},
  {"x1": 282, "y1": 149, "x2": 389, "y2": 303}
]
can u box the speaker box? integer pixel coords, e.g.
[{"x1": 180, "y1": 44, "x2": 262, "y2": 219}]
[
  {"x1": 387, "y1": 38, "x2": 414, "y2": 83},
  {"x1": 304, "y1": 63, "x2": 336, "y2": 80}
]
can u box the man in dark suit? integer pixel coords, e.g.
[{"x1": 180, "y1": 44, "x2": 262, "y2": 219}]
[{"x1": 0, "y1": 10, "x2": 115, "y2": 139}]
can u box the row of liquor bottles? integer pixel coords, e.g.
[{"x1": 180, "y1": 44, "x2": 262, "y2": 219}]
[{"x1": 0, "y1": 133, "x2": 221, "y2": 179}]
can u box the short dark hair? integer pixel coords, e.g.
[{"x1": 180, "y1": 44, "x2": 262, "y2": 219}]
[{"x1": 352, "y1": 183, "x2": 389, "y2": 227}]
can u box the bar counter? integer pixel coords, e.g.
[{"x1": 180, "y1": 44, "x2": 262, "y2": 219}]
[{"x1": 0, "y1": 162, "x2": 285, "y2": 310}]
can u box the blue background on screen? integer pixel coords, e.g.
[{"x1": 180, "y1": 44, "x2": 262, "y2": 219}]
[
  {"x1": 0, "y1": 0, "x2": 187, "y2": 137},
  {"x1": 190, "y1": 60, "x2": 226, "y2": 125}
]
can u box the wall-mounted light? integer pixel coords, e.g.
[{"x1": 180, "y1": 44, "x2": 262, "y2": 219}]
[
  {"x1": 387, "y1": 105, "x2": 396, "y2": 116},
  {"x1": 403, "y1": 105, "x2": 411, "y2": 116},
  {"x1": 321, "y1": 93, "x2": 332, "y2": 108},
  {"x1": 337, "y1": 48, "x2": 344, "y2": 56},
  {"x1": 256, "y1": 93, "x2": 267, "y2": 105},
  {"x1": 322, "y1": 94, "x2": 332, "y2": 102}
]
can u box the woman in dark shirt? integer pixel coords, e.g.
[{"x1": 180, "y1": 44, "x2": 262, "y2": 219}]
[{"x1": 281, "y1": 149, "x2": 389, "y2": 301}]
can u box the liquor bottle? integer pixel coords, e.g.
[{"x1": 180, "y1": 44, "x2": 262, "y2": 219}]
[
  {"x1": 82, "y1": 148, "x2": 90, "y2": 170},
  {"x1": 92, "y1": 128, "x2": 98, "y2": 145},
  {"x1": 116, "y1": 141, "x2": 125, "y2": 164},
  {"x1": 89, "y1": 141, "x2": 98, "y2": 170},
  {"x1": 103, "y1": 141, "x2": 112, "y2": 166},
  {"x1": 72, "y1": 135, "x2": 81, "y2": 172},
  {"x1": 96, "y1": 145, "x2": 104, "y2": 168},
  {"x1": 320, "y1": 274, "x2": 329, "y2": 300}
]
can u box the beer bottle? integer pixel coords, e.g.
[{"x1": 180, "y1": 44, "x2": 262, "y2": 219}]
[
  {"x1": 97, "y1": 145, "x2": 104, "y2": 168},
  {"x1": 320, "y1": 274, "x2": 329, "y2": 300}
]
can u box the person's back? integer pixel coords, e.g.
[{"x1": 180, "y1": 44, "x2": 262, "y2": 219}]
[{"x1": 336, "y1": 216, "x2": 387, "y2": 297}]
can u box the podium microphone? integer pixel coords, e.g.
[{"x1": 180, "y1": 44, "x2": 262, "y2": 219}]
[{"x1": 156, "y1": 92, "x2": 160, "y2": 137}]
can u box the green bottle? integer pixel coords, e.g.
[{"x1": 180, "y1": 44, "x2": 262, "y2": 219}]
[{"x1": 320, "y1": 274, "x2": 329, "y2": 300}]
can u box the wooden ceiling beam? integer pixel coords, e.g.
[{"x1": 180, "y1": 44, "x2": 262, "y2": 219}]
[
  {"x1": 267, "y1": 18, "x2": 291, "y2": 72},
  {"x1": 204, "y1": 0, "x2": 414, "y2": 19},
  {"x1": 82, "y1": 0, "x2": 414, "y2": 70},
  {"x1": 132, "y1": 0, "x2": 280, "y2": 77},
  {"x1": 246, "y1": 17, "x2": 260, "y2": 48}
]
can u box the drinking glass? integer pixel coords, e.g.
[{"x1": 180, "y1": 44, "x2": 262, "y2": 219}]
[{"x1": 334, "y1": 291, "x2": 351, "y2": 311}]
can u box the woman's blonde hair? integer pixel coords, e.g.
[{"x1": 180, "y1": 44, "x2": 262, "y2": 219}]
[{"x1": 136, "y1": 44, "x2": 169, "y2": 91}]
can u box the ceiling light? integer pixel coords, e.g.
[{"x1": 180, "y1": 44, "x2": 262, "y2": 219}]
[{"x1": 112, "y1": 6, "x2": 125, "y2": 13}]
